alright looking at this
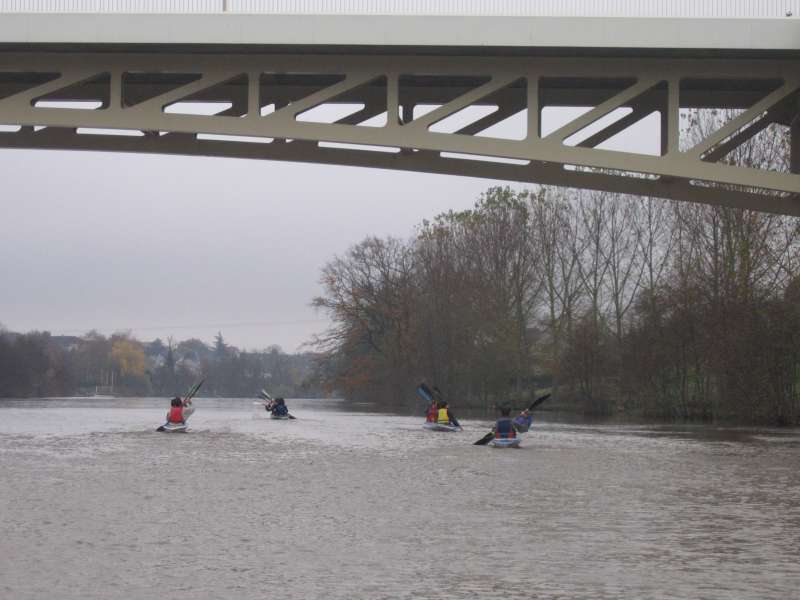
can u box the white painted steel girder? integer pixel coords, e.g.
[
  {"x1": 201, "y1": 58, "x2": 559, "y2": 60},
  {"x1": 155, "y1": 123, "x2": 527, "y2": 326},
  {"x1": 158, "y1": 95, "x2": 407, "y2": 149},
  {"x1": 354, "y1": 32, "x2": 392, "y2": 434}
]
[{"x1": 0, "y1": 52, "x2": 798, "y2": 214}]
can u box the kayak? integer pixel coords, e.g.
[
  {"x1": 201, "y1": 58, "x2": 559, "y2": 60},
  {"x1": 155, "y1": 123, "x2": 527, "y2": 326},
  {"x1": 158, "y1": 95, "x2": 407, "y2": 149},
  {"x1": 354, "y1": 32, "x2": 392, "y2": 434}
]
[
  {"x1": 157, "y1": 421, "x2": 188, "y2": 433},
  {"x1": 423, "y1": 422, "x2": 460, "y2": 432},
  {"x1": 489, "y1": 437, "x2": 521, "y2": 448},
  {"x1": 157, "y1": 405, "x2": 195, "y2": 432},
  {"x1": 270, "y1": 414, "x2": 291, "y2": 420}
]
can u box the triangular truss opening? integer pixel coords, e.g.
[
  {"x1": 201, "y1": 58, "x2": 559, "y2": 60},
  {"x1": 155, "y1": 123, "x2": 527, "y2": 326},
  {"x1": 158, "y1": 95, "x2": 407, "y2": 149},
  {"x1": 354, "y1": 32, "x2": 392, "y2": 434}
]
[
  {"x1": 429, "y1": 105, "x2": 498, "y2": 133},
  {"x1": 163, "y1": 74, "x2": 248, "y2": 117},
  {"x1": 539, "y1": 77, "x2": 637, "y2": 138},
  {"x1": 679, "y1": 78, "x2": 785, "y2": 154},
  {"x1": 123, "y1": 72, "x2": 202, "y2": 107},
  {"x1": 717, "y1": 121, "x2": 791, "y2": 173},
  {"x1": 296, "y1": 76, "x2": 388, "y2": 127},
  {"x1": 594, "y1": 111, "x2": 662, "y2": 156},
  {"x1": 33, "y1": 73, "x2": 110, "y2": 109},
  {"x1": 0, "y1": 72, "x2": 60, "y2": 102},
  {"x1": 260, "y1": 72, "x2": 346, "y2": 115},
  {"x1": 427, "y1": 77, "x2": 527, "y2": 140},
  {"x1": 398, "y1": 74, "x2": 491, "y2": 125},
  {"x1": 560, "y1": 106, "x2": 664, "y2": 156},
  {"x1": 541, "y1": 106, "x2": 593, "y2": 137},
  {"x1": 165, "y1": 101, "x2": 233, "y2": 116},
  {"x1": 475, "y1": 109, "x2": 528, "y2": 140},
  {"x1": 544, "y1": 78, "x2": 665, "y2": 155}
]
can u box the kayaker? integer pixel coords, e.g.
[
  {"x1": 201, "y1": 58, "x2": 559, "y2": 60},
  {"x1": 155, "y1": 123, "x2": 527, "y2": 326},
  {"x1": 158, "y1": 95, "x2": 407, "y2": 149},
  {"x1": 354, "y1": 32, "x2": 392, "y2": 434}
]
[
  {"x1": 436, "y1": 401, "x2": 461, "y2": 429},
  {"x1": 166, "y1": 395, "x2": 195, "y2": 424},
  {"x1": 513, "y1": 408, "x2": 533, "y2": 432},
  {"x1": 426, "y1": 399, "x2": 438, "y2": 423},
  {"x1": 271, "y1": 397, "x2": 289, "y2": 418},
  {"x1": 493, "y1": 406, "x2": 520, "y2": 440}
]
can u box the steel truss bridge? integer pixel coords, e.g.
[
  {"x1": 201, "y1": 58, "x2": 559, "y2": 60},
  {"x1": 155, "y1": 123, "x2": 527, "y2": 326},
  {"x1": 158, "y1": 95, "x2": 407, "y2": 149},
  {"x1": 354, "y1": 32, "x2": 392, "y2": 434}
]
[{"x1": 1, "y1": 1, "x2": 800, "y2": 214}]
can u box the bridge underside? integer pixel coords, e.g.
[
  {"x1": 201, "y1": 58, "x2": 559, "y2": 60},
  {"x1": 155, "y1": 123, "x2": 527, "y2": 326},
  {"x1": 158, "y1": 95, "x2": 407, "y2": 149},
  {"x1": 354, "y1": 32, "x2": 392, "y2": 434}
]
[{"x1": 1, "y1": 50, "x2": 799, "y2": 214}]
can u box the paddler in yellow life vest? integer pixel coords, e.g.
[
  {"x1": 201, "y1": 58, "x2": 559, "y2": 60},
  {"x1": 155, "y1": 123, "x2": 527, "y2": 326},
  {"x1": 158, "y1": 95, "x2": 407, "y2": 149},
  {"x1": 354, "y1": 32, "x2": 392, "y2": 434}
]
[{"x1": 436, "y1": 401, "x2": 462, "y2": 430}]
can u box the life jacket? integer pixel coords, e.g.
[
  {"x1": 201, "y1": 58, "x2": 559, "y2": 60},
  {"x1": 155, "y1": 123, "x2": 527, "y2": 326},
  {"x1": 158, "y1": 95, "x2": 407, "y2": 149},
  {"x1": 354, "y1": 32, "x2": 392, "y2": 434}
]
[
  {"x1": 426, "y1": 403, "x2": 437, "y2": 422},
  {"x1": 272, "y1": 404, "x2": 289, "y2": 417},
  {"x1": 437, "y1": 408, "x2": 451, "y2": 424},
  {"x1": 495, "y1": 418, "x2": 516, "y2": 439},
  {"x1": 168, "y1": 406, "x2": 184, "y2": 424}
]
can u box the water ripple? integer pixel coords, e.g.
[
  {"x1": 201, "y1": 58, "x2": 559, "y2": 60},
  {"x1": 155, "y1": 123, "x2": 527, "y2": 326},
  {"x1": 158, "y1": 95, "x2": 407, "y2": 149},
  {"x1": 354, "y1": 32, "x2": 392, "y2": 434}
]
[{"x1": 1, "y1": 398, "x2": 798, "y2": 599}]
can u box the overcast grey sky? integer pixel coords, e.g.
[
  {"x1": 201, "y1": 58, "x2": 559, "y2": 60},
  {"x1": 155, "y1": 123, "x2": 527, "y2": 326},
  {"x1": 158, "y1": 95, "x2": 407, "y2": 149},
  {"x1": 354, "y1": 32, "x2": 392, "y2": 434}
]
[
  {"x1": 0, "y1": 148, "x2": 518, "y2": 351},
  {"x1": 0, "y1": 106, "x2": 656, "y2": 351}
]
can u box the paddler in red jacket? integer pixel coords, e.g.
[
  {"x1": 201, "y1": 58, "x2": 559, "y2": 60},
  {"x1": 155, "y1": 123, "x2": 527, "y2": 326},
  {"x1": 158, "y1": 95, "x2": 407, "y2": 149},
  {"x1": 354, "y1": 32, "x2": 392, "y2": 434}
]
[
  {"x1": 166, "y1": 396, "x2": 195, "y2": 424},
  {"x1": 426, "y1": 399, "x2": 438, "y2": 422}
]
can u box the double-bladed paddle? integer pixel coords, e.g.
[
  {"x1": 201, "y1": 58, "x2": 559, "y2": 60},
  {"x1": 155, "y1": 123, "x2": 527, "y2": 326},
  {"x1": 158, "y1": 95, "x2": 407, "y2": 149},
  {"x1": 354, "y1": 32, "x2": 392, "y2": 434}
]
[
  {"x1": 474, "y1": 392, "x2": 552, "y2": 445},
  {"x1": 416, "y1": 383, "x2": 434, "y2": 403},
  {"x1": 528, "y1": 393, "x2": 551, "y2": 411},
  {"x1": 186, "y1": 378, "x2": 205, "y2": 402}
]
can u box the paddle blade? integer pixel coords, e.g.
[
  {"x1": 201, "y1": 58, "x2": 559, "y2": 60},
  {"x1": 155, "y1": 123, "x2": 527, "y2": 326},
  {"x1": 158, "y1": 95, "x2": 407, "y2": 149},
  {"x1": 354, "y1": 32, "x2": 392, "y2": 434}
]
[
  {"x1": 185, "y1": 378, "x2": 205, "y2": 401},
  {"x1": 528, "y1": 393, "x2": 552, "y2": 411},
  {"x1": 416, "y1": 385, "x2": 433, "y2": 403},
  {"x1": 474, "y1": 432, "x2": 494, "y2": 446},
  {"x1": 156, "y1": 425, "x2": 166, "y2": 432}
]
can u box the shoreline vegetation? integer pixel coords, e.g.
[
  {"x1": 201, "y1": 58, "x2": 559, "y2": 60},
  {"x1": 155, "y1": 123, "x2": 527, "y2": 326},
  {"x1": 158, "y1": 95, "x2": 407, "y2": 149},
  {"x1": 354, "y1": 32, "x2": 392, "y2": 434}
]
[
  {"x1": 312, "y1": 183, "x2": 800, "y2": 427},
  {"x1": 0, "y1": 330, "x2": 326, "y2": 400},
  {"x1": 312, "y1": 110, "x2": 800, "y2": 427}
]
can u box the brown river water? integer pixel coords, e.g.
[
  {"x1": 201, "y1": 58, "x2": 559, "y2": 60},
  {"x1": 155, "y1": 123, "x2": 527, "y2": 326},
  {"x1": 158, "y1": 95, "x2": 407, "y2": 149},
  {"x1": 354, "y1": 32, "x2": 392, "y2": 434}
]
[{"x1": 1, "y1": 397, "x2": 799, "y2": 600}]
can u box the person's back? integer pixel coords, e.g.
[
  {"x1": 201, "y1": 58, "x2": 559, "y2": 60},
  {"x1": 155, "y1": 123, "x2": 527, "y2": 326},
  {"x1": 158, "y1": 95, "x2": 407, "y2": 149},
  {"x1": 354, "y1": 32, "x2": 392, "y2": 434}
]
[
  {"x1": 167, "y1": 397, "x2": 184, "y2": 424},
  {"x1": 494, "y1": 407, "x2": 518, "y2": 439},
  {"x1": 436, "y1": 401, "x2": 461, "y2": 428},
  {"x1": 272, "y1": 398, "x2": 289, "y2": 417}
]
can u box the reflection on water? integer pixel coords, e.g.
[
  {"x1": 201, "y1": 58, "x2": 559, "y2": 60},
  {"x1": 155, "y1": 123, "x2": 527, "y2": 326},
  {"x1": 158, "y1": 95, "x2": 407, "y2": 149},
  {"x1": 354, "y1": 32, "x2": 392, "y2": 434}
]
[{"x1": 1, "y1": 398, "x2": 799, "y2": 600}]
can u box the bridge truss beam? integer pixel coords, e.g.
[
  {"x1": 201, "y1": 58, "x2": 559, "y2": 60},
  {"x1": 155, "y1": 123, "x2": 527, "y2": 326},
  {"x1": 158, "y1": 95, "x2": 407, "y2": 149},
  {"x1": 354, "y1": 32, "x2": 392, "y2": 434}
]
[{"x1": 0, "y1": 51, "x2": 799, "y2": 214}]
